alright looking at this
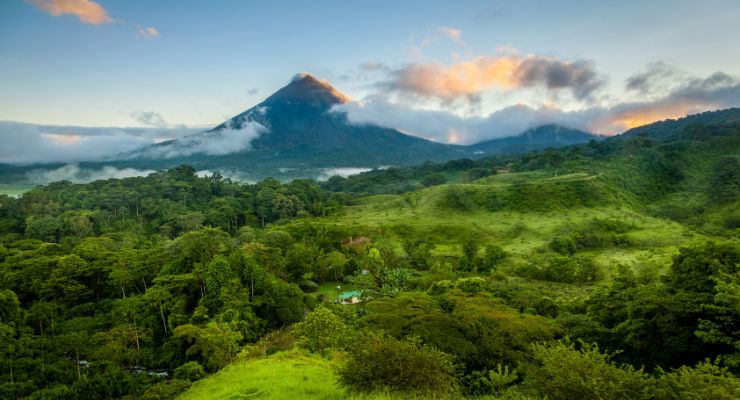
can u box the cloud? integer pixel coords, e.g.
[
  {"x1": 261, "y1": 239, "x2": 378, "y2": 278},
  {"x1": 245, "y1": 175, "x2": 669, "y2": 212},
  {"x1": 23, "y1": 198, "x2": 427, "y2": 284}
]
[
  {"x1": 515, "y1": 56, "x2": 603, "y2": 100},
  {"x1": 0, "y1": 121, "x2": 201, "y2": 164},
  {"x1": 246, "y1": 88, "x2": 259, "y2": 95},
  {"x1": 317, "y1": 167, "x2": 373, "y2": 181},
  {"x1": 359, "y1": 62, "x2": 389, "y2": 72},
  {"x1": 335, "y1": 70, "x2": 740, "y2": 143},
  {"x1": 133, "y1": 121, "x2": 268, "y2": 159},
  {"x1": 381, "y1": 53, "x2": 604, "y2": 104},
  {"x1": 29, "y1": 0, "x2": 113, "y2": 25},
  {"x1": 130, "y1": 111, "x2": 168, "y2": 128},
  {"x1": 625, "y1": 61, "x2": 678, "y2": 95},
  {"x1": 440, "y1": 27, "x2": 462, "y2": 42},
  {"x1": 26, "y1": 164, "x2": 155, "y2": 184},
  {"x1": 137, "y1": 26, "x2": 160, "y2": 38}
]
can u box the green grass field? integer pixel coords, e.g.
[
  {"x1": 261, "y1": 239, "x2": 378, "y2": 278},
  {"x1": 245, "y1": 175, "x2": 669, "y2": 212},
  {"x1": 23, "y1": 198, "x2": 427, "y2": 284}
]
[
  {"x1": 178, "y1": 350, "x2": 433, "y2": 400},
  {"x1": 311, "y1": 180, "x2": 697, "y2": 277}
]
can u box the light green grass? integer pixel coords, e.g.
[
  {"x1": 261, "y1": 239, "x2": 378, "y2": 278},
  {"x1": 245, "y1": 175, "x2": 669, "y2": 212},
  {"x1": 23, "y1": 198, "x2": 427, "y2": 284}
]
[
  {"x1": 179, "y1": 350, "x2": 346, "y2": 400},
  {"x1": 321, "y1": 186, "x2": 694, "y2": 270},
  {"x1": 315, "y1": 281, "x2": 357, "y2": 300},
  {"x1": 178, "y1": 350, "x2": 426, "y2": 400}
]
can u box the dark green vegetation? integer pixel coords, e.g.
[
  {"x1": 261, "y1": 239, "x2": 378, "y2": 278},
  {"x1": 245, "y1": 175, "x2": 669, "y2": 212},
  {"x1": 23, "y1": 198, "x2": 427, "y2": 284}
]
[{"x1": 0, "y1": 109, "x2": 739, "y2": 399}]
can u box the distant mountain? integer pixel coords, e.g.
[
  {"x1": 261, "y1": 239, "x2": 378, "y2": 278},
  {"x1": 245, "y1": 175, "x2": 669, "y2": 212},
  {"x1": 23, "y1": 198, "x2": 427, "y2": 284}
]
[
  {"x1": 119, "y1": 74, "x2": 600, "y2": 178},
  {"x1": 470, "y1": 124, "x2": 601, "y2": 155},
  {"x1": 0, "y1": 74, "x2": 604, "y2": 183},
  {"x1": 618, "y1": 108, "x2": 740, "y2": 140},
  {"x1": 118, "y1": 74, "x2": 472, "y2": 178}
]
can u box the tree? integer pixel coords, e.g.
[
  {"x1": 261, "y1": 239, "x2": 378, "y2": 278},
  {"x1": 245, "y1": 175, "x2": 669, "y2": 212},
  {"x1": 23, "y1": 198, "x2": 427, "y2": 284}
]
[
  {"x1": 481, "y1": 244, "x2": 507, "y2": 273},
  {"x1": 460, "y1": 239, "x2": 480, "y2": 271},
  {"x1": 241, "y1": 255, "x2": 266, "y2": 302},
  {"x1": 712, "y1": 155, "x2": 740, "y2": 203},
  {"x1": 261, "y1": 279, "x2": 304, "y2": 326},
  {"x1": 25, "y1": 215, "x2": 62, "y2": 242},
  {"x1": 294, "y1": 307, "x2": 351, "y2": 353},
  {"x1": 174, "y1": 322, "x2": 243, "y2": 371},
  {"x1": 421, "y1": 173, "x2": 447, "y2": 187}
]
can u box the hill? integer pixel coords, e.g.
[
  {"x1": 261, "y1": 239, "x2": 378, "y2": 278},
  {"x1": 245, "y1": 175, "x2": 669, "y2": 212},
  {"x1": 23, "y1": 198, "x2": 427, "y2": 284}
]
[{"x1": 470, "y1": 124, "x2": 601, "y2": 155}]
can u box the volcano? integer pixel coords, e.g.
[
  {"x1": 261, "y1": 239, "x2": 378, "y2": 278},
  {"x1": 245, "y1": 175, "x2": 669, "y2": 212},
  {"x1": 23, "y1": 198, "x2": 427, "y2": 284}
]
[{"x1": 0, "y1": 74, "x2": 603, "y2": 183}]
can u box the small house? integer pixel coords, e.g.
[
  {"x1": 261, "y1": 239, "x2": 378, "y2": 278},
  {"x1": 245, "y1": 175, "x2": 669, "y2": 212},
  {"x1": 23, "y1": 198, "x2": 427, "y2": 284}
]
[{"x1": 337, "y1": 290, "x2": 363, "y2": 304}]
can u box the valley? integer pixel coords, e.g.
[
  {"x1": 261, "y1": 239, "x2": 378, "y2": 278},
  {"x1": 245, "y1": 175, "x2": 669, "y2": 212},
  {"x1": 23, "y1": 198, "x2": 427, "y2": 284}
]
[{"x1": 1, "y1": 110, "x2": 738, "y2": 399}]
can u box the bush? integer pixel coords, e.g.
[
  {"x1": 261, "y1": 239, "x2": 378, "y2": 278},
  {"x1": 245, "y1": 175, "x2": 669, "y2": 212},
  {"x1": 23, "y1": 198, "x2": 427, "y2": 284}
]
[
  {"x1": 339, "y1": 335, "x2": 459, "y2": 397},
  {"x1": 439, "y1": 186, "x2": 476, "y2": 211},
  {"x1": 518, "y1": 255, "x2": 601, "y2": 283},
  {"x1": 421, "y1": 173, "x2": 447, "y2": 187},
  {"x1": 549, "y1": 236, "x2": 576, "y2": 255},
  {"x1": 427, "y1": 279, "x2": 454, "y2": 295},
  {"x1": 522, "y1": 341, "x2": 649, "y2": 400},
  {"x1": 139, "y1": 380, "x2": 191, "y2": 400},
  {"x1": 651, "y1": 359, "x2": 740, "y2": 400},
  {"x1": 455, "y1": 277, "x2": 488, "y2": 294},
  {"x1": 463, "y1": 364, "x2": 519, "y2": 396},
  {"x1": 173, "y1": 361, "x2": 206, "y2": 381}
]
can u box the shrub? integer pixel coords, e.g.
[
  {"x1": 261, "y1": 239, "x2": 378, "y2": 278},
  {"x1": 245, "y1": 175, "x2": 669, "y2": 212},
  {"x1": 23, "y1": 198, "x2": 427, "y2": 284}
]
[
  {"x1": 549, "y1": 236, "x2": 576, "y2": 255},
  {"x1": 427, "y1": 279, "x2": 454, "y2": 295},
  {"x1": 522, "y1": 341, "x2": 649, "y2": 400},
  {"x1": 455, "y1": 277, "x2": 488, "y2": 294},
  {"x1": 518, "y1": 255, "x2": 601, "y2": 283},
  {"x1": 173, "y1": 361, "x2": 206, "y2": 381},
  {"x1": 463, "y1": 364, "x2": 519, "y2": 396},
  {"x1": 139, "y1": 380, "x2": 191, "y2": 400},
  {"x1": 651, "y1": 359, "x2": 740, "y2": 400},
  {"x1": 421, "y1": 173, "x2": 447, "y2": 187},
  {"x1": 338, "y1": 335, "x2": 459, "y2": 397}
]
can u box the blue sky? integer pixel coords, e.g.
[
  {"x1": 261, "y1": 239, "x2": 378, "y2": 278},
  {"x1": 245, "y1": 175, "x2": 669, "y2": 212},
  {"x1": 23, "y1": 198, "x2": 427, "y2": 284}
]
[{"x1": 1, "y1": 0, "x2": 740, "y2": 150}]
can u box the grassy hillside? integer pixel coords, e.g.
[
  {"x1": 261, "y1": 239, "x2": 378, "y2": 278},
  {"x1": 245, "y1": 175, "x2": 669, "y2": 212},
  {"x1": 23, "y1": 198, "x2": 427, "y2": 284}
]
[
  {"x1": 309, "y1": 174, "x2": 698, "y2": 276},
  {"x1": 179, "y1": 351, "x2": 346, "y2": 400},
  {"x1": 179, "y1": 351, "x2": 424, "y2": 400}
]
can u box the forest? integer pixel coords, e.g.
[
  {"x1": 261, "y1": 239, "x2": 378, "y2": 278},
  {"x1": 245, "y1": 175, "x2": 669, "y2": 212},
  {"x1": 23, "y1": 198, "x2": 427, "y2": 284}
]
[{"x1": 1, "y1": 114, "x2": 739, "y2": 399}]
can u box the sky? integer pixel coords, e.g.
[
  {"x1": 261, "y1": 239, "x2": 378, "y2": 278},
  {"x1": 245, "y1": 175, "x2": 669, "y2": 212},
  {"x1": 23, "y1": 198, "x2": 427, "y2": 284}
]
[{"x1": 1, "y1": 0, "x2": 740, "y2": 163}]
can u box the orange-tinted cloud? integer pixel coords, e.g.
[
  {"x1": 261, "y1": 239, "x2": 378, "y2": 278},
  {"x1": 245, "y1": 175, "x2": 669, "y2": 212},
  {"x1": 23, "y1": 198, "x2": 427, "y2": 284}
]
[
  {"x1": 338, "y1": 71, "x2": 740, "y2": 143},
  {"x1": 440, "y1": 27, "x2": 462, "y2": 42},
  {"x1": 29, "y1": 0, "x2": 113, "y2": 25},
  {"x1": 385, "y1": 54, "x2": 603, "y2": 103},
  {"x1": 390, "y1": 56, "x2": 521, "y2": 102},
  {"x1": 137, "y1": 26, "x2": 160, "y2": 38}
]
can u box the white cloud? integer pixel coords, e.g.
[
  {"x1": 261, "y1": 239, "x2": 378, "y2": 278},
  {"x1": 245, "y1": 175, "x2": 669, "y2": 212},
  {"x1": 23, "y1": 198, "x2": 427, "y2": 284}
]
[
  {"x1": 26, "y1": 164, "x2": 155, "y2": 184},
  {"x1": 133, "y1": 121, "x2": 268, "y2": 159},
  {"x1": 317, "y1": 167, "x2": 373, "y2": 181},
  {"x1": 0, "y1": 121, "x2": 201, "y2": 164}
]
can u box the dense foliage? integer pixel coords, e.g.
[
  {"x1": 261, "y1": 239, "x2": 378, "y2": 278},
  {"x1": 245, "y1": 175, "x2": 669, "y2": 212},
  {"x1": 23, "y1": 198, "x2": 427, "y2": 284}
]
[{"x1": 1, "y1": 112, "x2": 739, "y2": 399}]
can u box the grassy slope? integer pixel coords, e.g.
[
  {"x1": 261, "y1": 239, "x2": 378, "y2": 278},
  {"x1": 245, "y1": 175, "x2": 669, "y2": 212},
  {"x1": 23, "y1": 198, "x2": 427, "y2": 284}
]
[
  {"x1": 179, "y1": 350, "x2": 413, "y2": 400},
  {"x1": 316, "y1": 173, "x2": 700, "y2": 275}
]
